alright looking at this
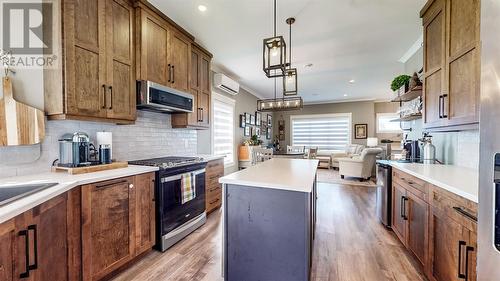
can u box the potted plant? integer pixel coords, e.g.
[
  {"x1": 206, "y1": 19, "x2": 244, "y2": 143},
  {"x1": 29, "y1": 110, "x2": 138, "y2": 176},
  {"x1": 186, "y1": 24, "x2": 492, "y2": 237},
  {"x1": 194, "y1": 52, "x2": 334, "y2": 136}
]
[{"x1": 390, "y1": 74, "x2": 411, "y2": 96}]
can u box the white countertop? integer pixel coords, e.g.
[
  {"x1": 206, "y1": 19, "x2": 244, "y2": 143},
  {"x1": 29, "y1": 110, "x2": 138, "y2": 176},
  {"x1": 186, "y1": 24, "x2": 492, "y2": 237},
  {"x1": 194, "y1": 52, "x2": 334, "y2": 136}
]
[
  {"x1": 386, "y1": 161, "x2": 478, "y2": 203},
  {"x1": 219, "y1": 158, "x2": 319, "y2": 193},
  {"x1": 0, "y1": 165, "x2": 158, "y2": 224}
]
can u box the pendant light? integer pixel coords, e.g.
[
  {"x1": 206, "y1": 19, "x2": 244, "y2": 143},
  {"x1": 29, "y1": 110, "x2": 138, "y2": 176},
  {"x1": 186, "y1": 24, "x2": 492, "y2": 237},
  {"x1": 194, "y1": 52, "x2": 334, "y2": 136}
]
[
  {"x1": 257, "y1": 77, "x2": 303, "y2": 112},
  {"x1": 263, "y1": 0, "x2": 287, "y2": 78},
  {"x1": 283, "y1": 17, "x2": 298, "y2": 96}
]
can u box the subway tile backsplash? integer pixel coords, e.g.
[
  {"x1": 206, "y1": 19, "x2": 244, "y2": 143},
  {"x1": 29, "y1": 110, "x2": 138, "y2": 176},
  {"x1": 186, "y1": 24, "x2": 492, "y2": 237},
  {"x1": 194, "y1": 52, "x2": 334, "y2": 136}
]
[{"x1": 0, "y1": 111, "x2": 197, "y2": 178}]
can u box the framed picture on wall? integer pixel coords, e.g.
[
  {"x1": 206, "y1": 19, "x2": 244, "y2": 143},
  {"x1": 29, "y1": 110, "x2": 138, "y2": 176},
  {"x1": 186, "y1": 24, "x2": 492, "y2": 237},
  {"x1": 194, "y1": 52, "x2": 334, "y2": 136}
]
[
  {"x1": 245, "y1": 112, "x2": 251, "y2": 124},
  {"x1": 266, "y1": 127, "x2": 271, "y2": 139},
  {"x1": 255, "y1": 127, "x2": 261, "y2": 136},
  {"x1": 255, "y1": 112, "x2": 261, "y2": 125},
  {"x1": 267, "y1": 114, "x2": 272, "y2": 126},
  {"x1": 244, "y1": 126, "x2": 250, "y2": 136},
  {"x1": 239, "y1": 115, "x2": 246, "y2": 128},
  {"x1": 354, "y1": 124, "x2": 368, "y2": 139},
  {"x1": 250, "y1": 115, "x2": 255, "y2": 125}
]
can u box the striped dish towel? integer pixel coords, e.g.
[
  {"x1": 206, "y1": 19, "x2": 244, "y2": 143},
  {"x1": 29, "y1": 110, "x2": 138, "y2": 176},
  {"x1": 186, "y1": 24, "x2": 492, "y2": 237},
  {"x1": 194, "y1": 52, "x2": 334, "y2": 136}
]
[{"x1": 181, "y1": 173, "x2": 196, "y2": 204}]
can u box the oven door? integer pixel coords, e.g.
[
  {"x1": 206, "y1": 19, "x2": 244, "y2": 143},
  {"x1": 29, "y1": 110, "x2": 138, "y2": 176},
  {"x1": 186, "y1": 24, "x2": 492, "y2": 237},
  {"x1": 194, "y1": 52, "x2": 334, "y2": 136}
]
[{"x1": 158, "y1": 168, "x2": 206, "y2": 236}]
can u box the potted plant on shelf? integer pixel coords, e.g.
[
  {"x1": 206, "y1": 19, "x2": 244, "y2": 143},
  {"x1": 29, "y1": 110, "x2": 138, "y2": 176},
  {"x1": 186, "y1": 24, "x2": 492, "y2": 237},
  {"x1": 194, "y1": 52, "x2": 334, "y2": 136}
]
[{"x1": 390, "y1": 74, "x2": 411, "y2": 98}]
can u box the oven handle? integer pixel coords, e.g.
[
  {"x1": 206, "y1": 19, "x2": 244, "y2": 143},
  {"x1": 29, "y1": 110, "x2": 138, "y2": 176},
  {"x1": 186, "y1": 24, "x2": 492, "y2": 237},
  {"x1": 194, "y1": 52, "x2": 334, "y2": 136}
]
[{"x1": 160, "y1": 168, "x2": 206, "y2": 183}]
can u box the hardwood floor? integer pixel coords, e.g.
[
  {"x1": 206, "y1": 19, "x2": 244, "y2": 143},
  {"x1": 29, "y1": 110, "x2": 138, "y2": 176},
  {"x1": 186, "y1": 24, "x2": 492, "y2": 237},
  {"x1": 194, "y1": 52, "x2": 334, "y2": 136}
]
[{"x1": 111, "y1": 183, "x2": 427, "y2": 281}]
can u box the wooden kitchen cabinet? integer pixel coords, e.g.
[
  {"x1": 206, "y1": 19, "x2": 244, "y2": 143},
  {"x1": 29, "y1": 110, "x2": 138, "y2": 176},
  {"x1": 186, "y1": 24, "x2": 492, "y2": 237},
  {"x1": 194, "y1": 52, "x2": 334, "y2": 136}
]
[
  {"x1": 82, "y1": 177, "x2": 135, "y2": 281},
  {"x1": 172, "y1": 43, "x2": 213, "y2": 129},
  {"x1": 421, "y1": 0, "x2": 480, "y2": 131},
  {"x1": 134, "y1": 172, "x2": 156, "y2": 255},
  {"x1": 392, "y1": 182, "x2": 407, "y2": 244},
  {"x1": 205, "y1": 158, "x2": 224, "y2": 214},
  {"x1": 81, "y1": 172, "x2": 156, "y2": 281},
  {"x1": 0, "y1": 190, "x2": 81, "y2": 281},
  {"x1": 44, "y1": 0, "x2": 136, "y2": 124},
  {"x1": 406, "y1": 192, "x2": 429, "y2": 267},
  {"x1": 136, "y1": 3, "x2": 193, "y2": 93}
]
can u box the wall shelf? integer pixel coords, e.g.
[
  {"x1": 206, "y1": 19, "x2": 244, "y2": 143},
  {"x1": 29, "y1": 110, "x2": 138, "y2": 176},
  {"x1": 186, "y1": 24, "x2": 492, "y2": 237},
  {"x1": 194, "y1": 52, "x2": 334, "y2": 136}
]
[
  {"x1": 391, "y1": 86, "x2": 423, "y2": 102},
  {"x1": 390, "y1": 113, "x2": 422, "y2": 122}
]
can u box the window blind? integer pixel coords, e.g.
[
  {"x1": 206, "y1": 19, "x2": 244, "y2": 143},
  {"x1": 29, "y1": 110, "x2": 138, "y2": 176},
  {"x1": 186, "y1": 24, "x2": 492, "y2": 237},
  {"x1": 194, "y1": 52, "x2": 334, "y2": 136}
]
[
  {"x1": 212, "y1": 96, "x2": 235, "y2": 165},
  {"x1": 291, "y1": 114, "x2": 351, "y2": 151}
]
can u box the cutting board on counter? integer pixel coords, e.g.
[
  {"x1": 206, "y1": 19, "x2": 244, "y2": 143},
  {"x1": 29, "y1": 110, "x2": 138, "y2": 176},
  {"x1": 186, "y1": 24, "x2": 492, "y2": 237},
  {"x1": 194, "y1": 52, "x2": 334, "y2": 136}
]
[
  {"x1": 0, "y1": 77, "x2": 45, "y2": 146},
  {"x1": 52, "y1": 162, "x2": 129, "y2": 175}
]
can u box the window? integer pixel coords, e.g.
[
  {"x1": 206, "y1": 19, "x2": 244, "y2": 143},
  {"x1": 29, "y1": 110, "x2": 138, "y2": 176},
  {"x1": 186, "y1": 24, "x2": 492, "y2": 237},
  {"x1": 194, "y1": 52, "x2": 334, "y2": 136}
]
[
  {"x1": 291, "y1": 113, "x2": 351, "y2": 151},
  {"x1": 212, "y1": 93, "x2": 235, "y2": 167},
  {"x1": 377, "y1": 113, "x2": 402, "y2": 133}
]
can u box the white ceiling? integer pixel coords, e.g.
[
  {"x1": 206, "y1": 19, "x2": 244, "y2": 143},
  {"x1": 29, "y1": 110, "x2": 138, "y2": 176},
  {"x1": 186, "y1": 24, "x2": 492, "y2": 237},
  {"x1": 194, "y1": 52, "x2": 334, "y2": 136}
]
[{"x1": 149, "y1": 0, "x2": 426, "y2": 103}]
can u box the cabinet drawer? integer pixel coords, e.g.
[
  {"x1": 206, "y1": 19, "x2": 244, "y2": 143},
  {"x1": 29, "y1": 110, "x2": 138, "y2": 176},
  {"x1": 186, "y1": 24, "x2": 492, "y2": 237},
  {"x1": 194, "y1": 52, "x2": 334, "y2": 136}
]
[
  {"x1": 206, "y1": 159, "x2": 224, "y2": 173},
  {"x1": 431, "y1": 185, "x2": 477, "y2": 232},
  {"x1": 206, "y1": 189, "x2": 222, "y2": 213},
  {"x1": 393, "y1": 169, "x2": 428, "y2": 201},
  {"x1": 207, "y1": 182, "x2": 222, "y2": 195}
]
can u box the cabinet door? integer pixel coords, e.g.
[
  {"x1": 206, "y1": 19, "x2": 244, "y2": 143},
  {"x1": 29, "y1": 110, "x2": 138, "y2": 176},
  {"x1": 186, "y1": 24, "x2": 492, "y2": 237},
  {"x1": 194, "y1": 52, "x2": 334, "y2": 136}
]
[
  {"x1": 138, "y1": 9, "x2": 169, "y2": 86},
  {"x1": 106, "y1": 0, "x2": 136, "y2": 121},
  {"x1": 28, "y1": 194, "x2": 69, "y2": 281},
  {"x1": 135, "y1": 173, "x2": 156, "y2": 255},
  {"x1": 430, "y1": 207, "x2": 468, "y2": 281},
  {"x1": 407, "y1": 192, "x2": 429, "y2": 267},
  {"x1": 188, "y1": 50, "x2": 201, "y2": 125},
  {"x1": 199, "y1": 54, "x2": 211, "y2": 127},
  {"x1": 169, "y1": 32, "x2": 191, "y2": 92},
  {"x1": 445, "y1": 0, "x2": 480, "y2": 126},
  {"x1": 65, "y1": 0, "x2": 107, "y2": 118},
  {"x1": 466, "y1": 230, "x2": 477, "y2": 281},
  {"x1": 422, "y1": 0, "x2": 446, "y2": 128},
  {"x1": 0, "y1": 220, "x2": 15, "y2": 281},
  {"x1": 392, "y1": 183, "x2": 407, "y2": 244},
  {"x1": 82, "y1": 177, "x2": 135, "y2": 281}
]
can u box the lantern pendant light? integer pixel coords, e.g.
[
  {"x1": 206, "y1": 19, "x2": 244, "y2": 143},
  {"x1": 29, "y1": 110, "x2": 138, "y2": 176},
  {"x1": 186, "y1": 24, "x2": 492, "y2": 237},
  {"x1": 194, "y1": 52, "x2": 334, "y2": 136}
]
[
  {"x1": 263, "y1": 0, "x2": 287, "y2": 78},
  {"x1": 283, "y1": 17, "x2": 298, "y2": 96},
  {"x1": 256, "y1": 77, "x2": 303, "y2": 112}
]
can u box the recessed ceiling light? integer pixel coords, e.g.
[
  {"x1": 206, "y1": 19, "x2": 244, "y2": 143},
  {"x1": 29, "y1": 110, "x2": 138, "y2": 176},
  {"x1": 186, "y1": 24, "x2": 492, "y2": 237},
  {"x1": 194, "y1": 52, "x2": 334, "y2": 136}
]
[
  {"x1": 198, "y1": 5, "x2": 207, "y2": 12},
  {"x1": 349, "y1": 79, "x2": 355, "y2": 84},
  {"x1": 304, "y1": 63, "x2": 313, "y2": 68},
  {"x1": 343, "y1": 94, "x2": 348, "y2": 97}
]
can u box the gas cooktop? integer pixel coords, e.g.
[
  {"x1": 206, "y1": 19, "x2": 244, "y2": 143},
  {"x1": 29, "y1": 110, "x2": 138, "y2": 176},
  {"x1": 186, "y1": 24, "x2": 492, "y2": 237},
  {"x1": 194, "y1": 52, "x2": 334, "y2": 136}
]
[{"x1": 129, "y1": 156, "x2": 204, "y2": 169}]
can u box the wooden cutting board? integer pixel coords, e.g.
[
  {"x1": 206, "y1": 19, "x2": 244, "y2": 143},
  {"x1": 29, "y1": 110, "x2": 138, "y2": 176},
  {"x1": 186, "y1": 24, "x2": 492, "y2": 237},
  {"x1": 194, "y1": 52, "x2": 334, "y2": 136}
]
[{"x1": 0, "y1": 77, "x2": 45, "y2": 146}]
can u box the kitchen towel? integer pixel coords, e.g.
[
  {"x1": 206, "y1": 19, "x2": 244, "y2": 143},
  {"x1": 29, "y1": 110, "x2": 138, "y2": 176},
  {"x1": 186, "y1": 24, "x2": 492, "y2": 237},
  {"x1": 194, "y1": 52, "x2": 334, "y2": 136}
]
[{"x1": 181, "y1": 172, "x2": 196, "y2": 204}]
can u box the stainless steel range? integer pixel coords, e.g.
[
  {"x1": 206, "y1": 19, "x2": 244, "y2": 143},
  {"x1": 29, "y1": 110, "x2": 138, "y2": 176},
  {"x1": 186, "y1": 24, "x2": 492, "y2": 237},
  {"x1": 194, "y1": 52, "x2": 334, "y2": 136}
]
[{"x1": 129, "y1": 156, "x2": 207, "y2": 252}]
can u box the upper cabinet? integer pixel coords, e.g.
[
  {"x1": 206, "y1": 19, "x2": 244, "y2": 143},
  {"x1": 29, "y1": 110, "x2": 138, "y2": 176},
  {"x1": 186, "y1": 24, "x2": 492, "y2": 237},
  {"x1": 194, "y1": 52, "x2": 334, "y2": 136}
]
[
  {"x1": 172, "y1": 43, "x2": 213, "y2": 129},
  {"x1": 44, "y1": 0, "x2": 136, "y2": 124},
  {"x1": 421, "y1": 0, "x2": 480, "y2": 131},
  {"x1": 136, "y1": 3, "x2": 192, "y2": 93}
]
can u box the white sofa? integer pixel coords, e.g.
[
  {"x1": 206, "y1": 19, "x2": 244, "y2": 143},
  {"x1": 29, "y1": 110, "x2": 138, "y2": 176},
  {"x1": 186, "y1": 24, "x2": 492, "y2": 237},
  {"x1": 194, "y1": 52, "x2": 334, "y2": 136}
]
[
  {"x1": 330, "y1": 144, "x2": 365, "y2": 169},
  {"x1": 338, "y1": 148, "x2": 383, "y2": 180}
]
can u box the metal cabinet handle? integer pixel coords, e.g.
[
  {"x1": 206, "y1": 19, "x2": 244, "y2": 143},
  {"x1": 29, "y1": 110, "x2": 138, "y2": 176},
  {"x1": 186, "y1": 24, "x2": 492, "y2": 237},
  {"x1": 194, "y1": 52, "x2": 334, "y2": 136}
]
[
  {"x1": 108, "y1": 86, "x2": 113, "y2": 110},
  {"x1": 442, "y1": 94, "x2": 448, "y2": 118},
  {"x1": 102, "y1": 85, "x2": 107, "y2": 109},
  {"x1": 400, "y1": 196, "x2": 404, "y2": 219},
  {"x1": 172, "y1": 65, "x2": 175, "y2": 83},
  {"x1": 27, "y1": 225, "x2": 38, "y2": 271},
  {"x1": 18, "y1": 230, "x2": 30, "y2": 278},
  {"x1": 200, "y1": 108, "x2": 204, "y2": 122},
  {"x1": 458, "y1": 240, "x2": 467, "y2": 279},
  {"x1": 402, "y1": 196, "x2": 408, "y2": 221},
  {"x1": 453, "y1": 206, "x2": 478, "y2": 222},
  {"x1": 168, "y1": 64, "x2": 171, "y2": 82},
  {"x1": 439, "y1": 95, "x2": 443, "y2": 119}
]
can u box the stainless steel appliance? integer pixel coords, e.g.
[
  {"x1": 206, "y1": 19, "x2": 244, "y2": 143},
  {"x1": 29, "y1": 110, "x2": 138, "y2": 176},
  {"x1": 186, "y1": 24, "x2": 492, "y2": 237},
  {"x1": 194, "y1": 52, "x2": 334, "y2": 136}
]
[
  {"x1": 479, "y1": 1, "x2": 500, "y2": 277},
  {"x1": 376, "y1": 161, "x2": 392, "y2": 227},
  {"x1": 58, "y1": 132, "x2": 92, "y2": 167},
  {"x1": 136, "y1": 80, "x2": 194, "y2": 113},
  {"x1": 129, "y1": 156, "x2": 207, "y2": 252}
]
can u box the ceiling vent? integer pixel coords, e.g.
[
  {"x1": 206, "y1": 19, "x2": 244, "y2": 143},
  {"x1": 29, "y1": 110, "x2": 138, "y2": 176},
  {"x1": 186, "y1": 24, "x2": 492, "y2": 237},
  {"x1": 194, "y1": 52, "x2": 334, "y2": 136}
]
[{"x1": 214, "y1": 73, "x2": 239, "y2": 95}]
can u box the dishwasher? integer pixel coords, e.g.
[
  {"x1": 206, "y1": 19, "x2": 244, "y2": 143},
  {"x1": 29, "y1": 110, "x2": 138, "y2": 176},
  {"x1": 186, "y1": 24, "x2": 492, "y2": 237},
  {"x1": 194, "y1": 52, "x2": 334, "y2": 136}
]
[{"x1": 376, "y1": 161, "x2": 392, "y2": 227}]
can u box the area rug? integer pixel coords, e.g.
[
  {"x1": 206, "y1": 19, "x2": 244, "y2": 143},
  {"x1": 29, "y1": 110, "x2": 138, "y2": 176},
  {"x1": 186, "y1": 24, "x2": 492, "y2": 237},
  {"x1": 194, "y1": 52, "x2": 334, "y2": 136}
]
[{"x1": 316, "y1": 168, "x2": 377, "y2": 187}]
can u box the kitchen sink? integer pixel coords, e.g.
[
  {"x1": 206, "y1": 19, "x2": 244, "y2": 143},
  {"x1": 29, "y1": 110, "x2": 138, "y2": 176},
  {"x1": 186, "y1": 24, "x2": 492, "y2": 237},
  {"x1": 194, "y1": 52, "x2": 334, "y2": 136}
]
[{"x1": 0, "y1": 183, "x2": 59, "y2": 207}]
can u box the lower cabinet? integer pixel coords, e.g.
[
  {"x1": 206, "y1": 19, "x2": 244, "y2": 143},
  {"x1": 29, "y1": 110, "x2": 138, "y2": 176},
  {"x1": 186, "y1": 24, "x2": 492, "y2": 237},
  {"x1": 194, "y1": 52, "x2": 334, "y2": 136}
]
[
  {"x1": 205, "y1": 158, "x2": 224, "y2": 214},
  {"x1": 0, "y1": 189, "x2": 81, "y2": 281},
  {"x1": 392, "y1": 168, "x2": 477, "y2": 281},
  {"x1": 82, "y1": 173, "x2": 156, "y2": 281}
]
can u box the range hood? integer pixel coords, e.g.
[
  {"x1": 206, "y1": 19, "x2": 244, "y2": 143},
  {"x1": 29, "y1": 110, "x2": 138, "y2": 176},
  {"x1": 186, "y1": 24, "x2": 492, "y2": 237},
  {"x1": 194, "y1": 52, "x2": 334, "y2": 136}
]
[{"x1": 136, "y1": 80, "x2": 194, "y2": 113}]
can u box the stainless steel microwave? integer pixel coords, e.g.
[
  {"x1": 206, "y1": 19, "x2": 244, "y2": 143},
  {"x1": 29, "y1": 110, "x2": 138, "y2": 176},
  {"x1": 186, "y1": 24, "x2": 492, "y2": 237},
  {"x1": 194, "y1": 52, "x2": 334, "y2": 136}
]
[{"x1": 136, "y1": 80, "x2": 194, "y2": 113}]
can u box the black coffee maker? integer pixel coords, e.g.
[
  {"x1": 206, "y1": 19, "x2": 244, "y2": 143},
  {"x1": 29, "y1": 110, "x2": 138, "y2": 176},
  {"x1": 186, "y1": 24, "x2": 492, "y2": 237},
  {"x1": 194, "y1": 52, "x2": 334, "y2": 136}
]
[{"x1": 403, "y1": 140, "x2": 421, "y2": 163}]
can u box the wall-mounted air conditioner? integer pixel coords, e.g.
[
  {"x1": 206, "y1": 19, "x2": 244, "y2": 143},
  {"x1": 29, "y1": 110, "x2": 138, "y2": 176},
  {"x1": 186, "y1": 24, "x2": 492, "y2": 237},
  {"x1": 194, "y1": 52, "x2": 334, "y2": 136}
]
[{"x1": 214, "y1": 73, "x2": 239, "y2": 95}]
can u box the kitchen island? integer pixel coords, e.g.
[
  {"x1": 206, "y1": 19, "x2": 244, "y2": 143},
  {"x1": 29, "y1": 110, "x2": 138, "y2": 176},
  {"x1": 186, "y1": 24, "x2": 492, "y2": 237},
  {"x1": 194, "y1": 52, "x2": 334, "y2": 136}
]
[{"x1": 219, "y1": 158, "x2": 319, "y2": 281}]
